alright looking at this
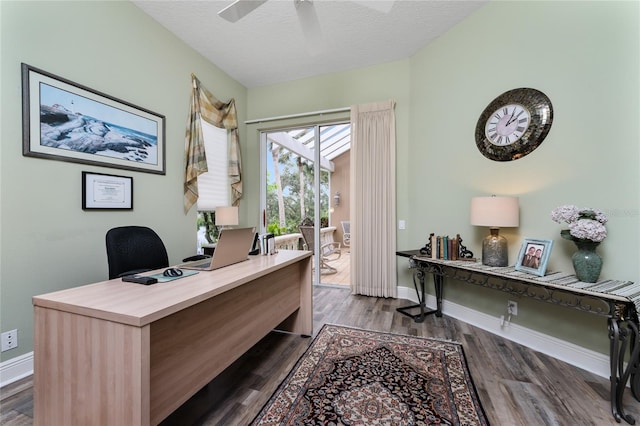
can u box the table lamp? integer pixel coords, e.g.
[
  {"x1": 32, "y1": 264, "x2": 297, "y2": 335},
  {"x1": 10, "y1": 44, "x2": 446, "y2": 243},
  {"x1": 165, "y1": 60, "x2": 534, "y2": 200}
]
[
  {"x1": 215, "y1": 206, "x2": 239, "y2": 229},
  {"x1": 470, "y1": 196, "x2": 519, "y2": 267}
]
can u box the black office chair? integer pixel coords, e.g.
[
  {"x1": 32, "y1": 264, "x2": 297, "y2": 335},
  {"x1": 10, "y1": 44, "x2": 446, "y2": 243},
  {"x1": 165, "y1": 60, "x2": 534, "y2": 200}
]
[{"x1": 105, "y1": 226, "x2": 207, "y2": 279}]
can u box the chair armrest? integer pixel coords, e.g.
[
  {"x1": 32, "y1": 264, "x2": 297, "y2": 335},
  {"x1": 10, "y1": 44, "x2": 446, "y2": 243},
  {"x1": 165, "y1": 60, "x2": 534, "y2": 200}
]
[
  {"x1": 321, "y1": 242, "x2": 341, "y2": 250},
  {"x1": 321, "y1": 242, "x2": 342, "y2": 260}
]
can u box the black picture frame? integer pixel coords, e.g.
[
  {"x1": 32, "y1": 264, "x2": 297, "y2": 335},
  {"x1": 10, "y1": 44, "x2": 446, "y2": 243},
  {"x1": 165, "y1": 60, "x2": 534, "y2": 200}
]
[
  {"x1": 515, "y1": 238, "x2": 554, "y2": 276},
  {"x1": 82, "y1": 171, "x2": 133, "y2": 210},
  {"x1": 22, "y1": 63, "x2": 166, "y2": 174}
]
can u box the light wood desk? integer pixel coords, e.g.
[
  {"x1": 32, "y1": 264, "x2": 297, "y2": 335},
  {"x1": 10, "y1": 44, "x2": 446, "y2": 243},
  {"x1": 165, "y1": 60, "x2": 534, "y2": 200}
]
[{"x1": 32, "y1": 250, "x2": 312, "y2": 426}]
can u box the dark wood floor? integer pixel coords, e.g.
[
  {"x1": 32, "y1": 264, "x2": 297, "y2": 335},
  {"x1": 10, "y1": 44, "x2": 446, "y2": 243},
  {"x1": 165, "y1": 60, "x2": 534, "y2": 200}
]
[{"x1": 2, "y1": 286, "x2": 639, "y2": 425}]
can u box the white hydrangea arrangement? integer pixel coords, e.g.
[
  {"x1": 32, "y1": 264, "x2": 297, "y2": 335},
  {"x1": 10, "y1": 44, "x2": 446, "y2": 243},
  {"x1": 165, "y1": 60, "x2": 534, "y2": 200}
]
[{"x1": 551, "y1": 205, "x2": 608, "y2": 243}]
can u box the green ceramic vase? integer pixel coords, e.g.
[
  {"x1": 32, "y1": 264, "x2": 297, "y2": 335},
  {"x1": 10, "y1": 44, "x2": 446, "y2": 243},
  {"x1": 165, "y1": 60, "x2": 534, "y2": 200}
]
[{"x1": 572, "y1": 241, "x2": 602, "y2": 283}]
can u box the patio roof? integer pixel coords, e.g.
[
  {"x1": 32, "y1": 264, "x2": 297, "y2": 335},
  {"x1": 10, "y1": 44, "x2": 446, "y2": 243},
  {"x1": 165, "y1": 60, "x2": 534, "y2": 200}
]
[{"x1": 267, "y1": 123, "x2": 351, "y2": 172}]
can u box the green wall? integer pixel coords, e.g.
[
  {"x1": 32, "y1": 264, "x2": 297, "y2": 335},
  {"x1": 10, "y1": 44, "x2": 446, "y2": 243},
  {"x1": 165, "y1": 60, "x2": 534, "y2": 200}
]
[
  {"x1": 0, "y1": 1, "x2": 247, "y2": 362},
  {"x1": 407, "y1": 0, "x2": 639, "y2": 353},
  {"x1": 247, "y1": 1, "x2": 640, "y2": 354}
]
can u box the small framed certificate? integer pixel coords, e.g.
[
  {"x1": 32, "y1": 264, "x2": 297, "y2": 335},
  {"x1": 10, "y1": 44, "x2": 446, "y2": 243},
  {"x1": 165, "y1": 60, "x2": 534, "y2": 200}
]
[{"x1": 82, "y1": 171, "x2": 133, "y2": 210}]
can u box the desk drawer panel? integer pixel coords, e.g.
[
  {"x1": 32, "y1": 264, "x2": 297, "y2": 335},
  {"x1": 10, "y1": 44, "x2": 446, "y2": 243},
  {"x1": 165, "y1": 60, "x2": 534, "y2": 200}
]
[
  {"x1": 33, "y1": 306, "x2": 150, "y2": 426},
  {"x1": 149, "y1": 262, "x2": 303, "y2": 425}
]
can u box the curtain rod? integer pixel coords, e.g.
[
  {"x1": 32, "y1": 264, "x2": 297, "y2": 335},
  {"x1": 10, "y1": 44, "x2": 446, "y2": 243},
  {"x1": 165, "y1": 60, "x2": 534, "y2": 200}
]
[{"x1": 244, "y1": 107, "x2": 350, "y2": 124}]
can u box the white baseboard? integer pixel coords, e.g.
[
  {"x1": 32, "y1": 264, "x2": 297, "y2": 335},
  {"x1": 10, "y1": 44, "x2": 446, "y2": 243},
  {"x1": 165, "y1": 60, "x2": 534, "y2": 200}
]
[
  {"x1": 0, "y1": 351, "x2": 33, "y2": 388},
  {"x1": 0, "y1": 290, "x2": 611, "y2": 388},
  {"x1": 397, "y1": 287, "x2": 610, "y2": 379}
]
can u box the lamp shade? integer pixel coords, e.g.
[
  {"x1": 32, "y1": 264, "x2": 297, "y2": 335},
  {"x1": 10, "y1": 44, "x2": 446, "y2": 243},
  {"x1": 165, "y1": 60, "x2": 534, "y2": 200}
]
[
  {"x1": 215, "y1": 206, "x2": 239, "y2": 226},
  {"x1": 470, "y1": 196, "x2": 519, "y2": 228}
]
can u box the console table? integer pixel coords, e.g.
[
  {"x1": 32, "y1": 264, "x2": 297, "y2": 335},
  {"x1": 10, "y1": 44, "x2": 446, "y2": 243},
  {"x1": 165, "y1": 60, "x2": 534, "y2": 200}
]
[
  {"x1": 32, "y1": 250, "x2": 312, "y2": 426},
  {"x1": 397, "y1": 250, "x2": 640, "y2": 424}
]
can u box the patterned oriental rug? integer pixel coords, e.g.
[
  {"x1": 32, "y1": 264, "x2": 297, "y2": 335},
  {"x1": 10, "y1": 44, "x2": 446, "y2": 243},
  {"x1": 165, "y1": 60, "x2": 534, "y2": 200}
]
[{"x1": 251, "y1": 324, "x2": 489, "y2": 425}]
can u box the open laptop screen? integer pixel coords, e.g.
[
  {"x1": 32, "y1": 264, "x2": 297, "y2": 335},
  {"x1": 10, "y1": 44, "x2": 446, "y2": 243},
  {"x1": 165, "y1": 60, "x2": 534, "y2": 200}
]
[{"x1": 180, "y1": 227, "x2": 255, "y2": 271}]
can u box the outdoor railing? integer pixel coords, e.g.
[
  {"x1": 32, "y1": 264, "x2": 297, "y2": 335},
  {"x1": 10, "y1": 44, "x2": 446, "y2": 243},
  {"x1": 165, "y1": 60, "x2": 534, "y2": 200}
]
[
  {"x1": 274, "y1": 233, "x2": 302, "y2": 250},
  {"x1": 274, "y1": 226, "x2": 337, "y2": 251}
]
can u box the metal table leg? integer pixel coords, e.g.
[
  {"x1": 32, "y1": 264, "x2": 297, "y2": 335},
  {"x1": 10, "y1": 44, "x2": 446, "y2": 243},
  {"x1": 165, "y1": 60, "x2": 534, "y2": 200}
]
[
  {"x1": 632, "y1": 326, "x2": 640, "y2": 401},
  {"x1": 397, "y1": 265, "x2": 439, "y2": 323},
  {"x1": 434, "y1": 273, "x2": 443, "y2": 317},
  {"x1": 609, "y1": 318, "x2": 640, "y2": 424}
]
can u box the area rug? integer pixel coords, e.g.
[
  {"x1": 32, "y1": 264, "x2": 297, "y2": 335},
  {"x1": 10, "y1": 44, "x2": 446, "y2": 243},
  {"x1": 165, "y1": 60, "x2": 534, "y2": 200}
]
[{"x1": 251, "y1": 324, "x2": 489, "y2": 425}]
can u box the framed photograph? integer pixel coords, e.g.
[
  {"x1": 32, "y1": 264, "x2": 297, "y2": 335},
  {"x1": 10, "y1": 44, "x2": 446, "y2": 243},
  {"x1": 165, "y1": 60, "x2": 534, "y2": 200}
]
[
  {"x1": 515, "y1": 238, "x2": 554, "y2": 276},
  {"x1": 82, "y1": 171, "x2": 133, "y2": 210},
  {"x1": 22, "y1": 63, "x2": 165, "y2": 174}
]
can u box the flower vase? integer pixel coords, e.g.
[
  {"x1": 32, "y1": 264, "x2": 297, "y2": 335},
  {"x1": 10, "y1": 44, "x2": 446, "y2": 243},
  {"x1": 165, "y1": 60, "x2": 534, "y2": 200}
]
[{"x1": 572, "y1": 241, "x2": 602, "y2": 283}]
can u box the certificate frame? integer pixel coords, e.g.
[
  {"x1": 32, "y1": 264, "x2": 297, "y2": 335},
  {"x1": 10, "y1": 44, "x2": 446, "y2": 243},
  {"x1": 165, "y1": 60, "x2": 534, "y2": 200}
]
[
  {"x1": 82, "y1": 171, "x2": 133, "y2": 210},
  {"x1": 22, "y1": 63, "x2": 166, "y2": 174}
]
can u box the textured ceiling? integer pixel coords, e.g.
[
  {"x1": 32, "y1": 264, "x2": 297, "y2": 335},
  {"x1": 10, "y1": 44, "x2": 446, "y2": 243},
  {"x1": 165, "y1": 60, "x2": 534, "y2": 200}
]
[{"x1": 132, "y1": 0, "x2": 487, "y2": 88}]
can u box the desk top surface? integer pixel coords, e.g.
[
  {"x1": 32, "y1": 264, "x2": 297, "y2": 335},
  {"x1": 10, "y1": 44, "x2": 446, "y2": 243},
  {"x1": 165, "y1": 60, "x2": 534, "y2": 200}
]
[{"x1": 33, "y1": 250, "x2": 311, "y2": 327}]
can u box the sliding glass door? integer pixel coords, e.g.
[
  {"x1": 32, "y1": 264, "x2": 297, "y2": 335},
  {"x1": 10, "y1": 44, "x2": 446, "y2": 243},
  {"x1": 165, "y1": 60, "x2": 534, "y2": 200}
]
[{"x1": 260, "y1": 123, "x2": 350, "y2": 287}]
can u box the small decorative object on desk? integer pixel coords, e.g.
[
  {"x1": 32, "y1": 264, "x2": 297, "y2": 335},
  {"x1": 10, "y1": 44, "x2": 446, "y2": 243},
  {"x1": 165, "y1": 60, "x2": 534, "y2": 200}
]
[
  {"x1": 551, "y1": 205, "x2": 607, "y2": 283},
  {"x1": 420, "y1": 233, "x2": 474, "y2": 261}
]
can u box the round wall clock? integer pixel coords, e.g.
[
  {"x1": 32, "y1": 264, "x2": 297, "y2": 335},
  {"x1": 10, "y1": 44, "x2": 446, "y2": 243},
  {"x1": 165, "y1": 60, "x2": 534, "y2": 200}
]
[{"x1": 475, "y1": 88, "x2": 553, "y2": 161}]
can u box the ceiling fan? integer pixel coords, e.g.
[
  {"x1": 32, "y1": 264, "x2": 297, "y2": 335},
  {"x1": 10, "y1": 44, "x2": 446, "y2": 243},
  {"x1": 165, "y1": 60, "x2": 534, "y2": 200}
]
[
  {"x1": 218, "y1": 0, "x2": 269, "y2": 23},
  {"x1": 218, "y1": 0, "x2": 394, "y2": 55}
]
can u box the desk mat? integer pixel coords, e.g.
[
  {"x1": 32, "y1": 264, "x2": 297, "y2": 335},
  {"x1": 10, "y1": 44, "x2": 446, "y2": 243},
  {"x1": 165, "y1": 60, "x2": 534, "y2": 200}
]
[{"x1": 148, "y1": 270, "x2": 199, "y2": 283}]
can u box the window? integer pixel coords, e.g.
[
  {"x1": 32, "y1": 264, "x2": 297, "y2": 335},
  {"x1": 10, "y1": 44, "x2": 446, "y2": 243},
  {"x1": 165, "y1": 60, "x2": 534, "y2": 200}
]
[
  {"x1": 197, "y1": 120, "x2": 229, "y2": 210},
  {"x1": 196, "y1": 121, "x2": 229, "y2": 252}
]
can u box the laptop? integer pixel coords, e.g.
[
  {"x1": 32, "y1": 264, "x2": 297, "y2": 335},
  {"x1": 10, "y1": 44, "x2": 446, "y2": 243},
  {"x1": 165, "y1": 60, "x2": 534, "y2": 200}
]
[{"x1": 179, "y1": 227, "x2": 256, "y2": 271}]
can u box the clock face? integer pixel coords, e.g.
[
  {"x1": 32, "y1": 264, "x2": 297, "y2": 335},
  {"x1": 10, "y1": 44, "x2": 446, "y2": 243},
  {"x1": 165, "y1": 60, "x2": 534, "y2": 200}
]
[
  {"x1": 475, "y1": 88, "x2": 553, "y2": 161},
  {"x1": 484, "y1": 104, "x2": 530, "y2": 146}
]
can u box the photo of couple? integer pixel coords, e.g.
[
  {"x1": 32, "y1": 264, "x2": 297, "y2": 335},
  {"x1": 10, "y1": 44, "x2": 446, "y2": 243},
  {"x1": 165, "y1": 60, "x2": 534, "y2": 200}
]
[
  {"x1": 521, "y1": 244, "x2": 544, "y2": 269},
  {"x1": 515, "y1": 238, "x2": 554, "y2": 277}
]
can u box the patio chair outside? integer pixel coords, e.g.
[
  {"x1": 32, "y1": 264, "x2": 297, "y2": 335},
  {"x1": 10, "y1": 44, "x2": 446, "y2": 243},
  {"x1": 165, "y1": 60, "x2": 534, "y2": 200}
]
[
  {"x1": 341, "y1": 221, "x2": 351, "y2": 247},
  {"x1": 299, "y1": 225, "x2": 342, "y2": 275}
]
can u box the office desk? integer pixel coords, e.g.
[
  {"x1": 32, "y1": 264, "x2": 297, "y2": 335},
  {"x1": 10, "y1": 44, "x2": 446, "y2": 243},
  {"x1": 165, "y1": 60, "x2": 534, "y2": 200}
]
[
  {"x1": 397, "y1": 250, "x2": 640, "y2": 424},
  {"x1": 32, "y1": 250, "x2": 312, "y2": 426}
]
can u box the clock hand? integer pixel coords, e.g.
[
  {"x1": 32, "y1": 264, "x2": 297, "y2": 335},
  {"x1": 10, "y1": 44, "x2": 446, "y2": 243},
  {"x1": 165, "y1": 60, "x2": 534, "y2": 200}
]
[{"x1": 506, "y1": 110, "x2": 520, "y2": 126}]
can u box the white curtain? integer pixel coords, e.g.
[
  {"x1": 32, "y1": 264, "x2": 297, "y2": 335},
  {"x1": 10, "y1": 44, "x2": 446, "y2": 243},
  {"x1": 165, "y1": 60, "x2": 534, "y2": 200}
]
[{"x1": 350, "y1": 100, "x2": 397, "y2": 298}]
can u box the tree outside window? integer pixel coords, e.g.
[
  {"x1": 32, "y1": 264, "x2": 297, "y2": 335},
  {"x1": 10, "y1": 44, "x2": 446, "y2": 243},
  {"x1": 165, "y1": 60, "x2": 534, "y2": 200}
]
[{"x1": 266, "y1": 140, "x2": 330, "y2": 235}]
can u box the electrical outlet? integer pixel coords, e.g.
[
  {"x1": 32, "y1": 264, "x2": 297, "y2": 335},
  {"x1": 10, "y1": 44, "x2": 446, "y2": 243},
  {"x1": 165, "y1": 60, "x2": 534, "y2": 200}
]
[
  {"x1": 1, "y1": 329, "x2": 18, "y2": 352},
  {"x1": 508, "y1": 300, "x2": 518, "y2": 316}
]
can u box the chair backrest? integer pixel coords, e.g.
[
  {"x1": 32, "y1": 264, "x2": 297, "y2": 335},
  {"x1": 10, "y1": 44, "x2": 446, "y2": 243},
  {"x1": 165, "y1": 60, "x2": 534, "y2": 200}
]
[
  {"x1": 105, "y1": 226, "x2": 169, "y2": 279},
  {"x1": 299, "y1": 225, "x2": 316, "y2": 255},
  {"x1": 341, "y1": 221, "x2": 350, "y2": 234}
]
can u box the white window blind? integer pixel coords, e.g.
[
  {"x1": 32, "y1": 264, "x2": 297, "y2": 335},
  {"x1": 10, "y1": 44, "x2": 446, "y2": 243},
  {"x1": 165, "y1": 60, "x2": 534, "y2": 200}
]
[{"x1": 196, "y1": 120, "x2": 230, "y2": 211}]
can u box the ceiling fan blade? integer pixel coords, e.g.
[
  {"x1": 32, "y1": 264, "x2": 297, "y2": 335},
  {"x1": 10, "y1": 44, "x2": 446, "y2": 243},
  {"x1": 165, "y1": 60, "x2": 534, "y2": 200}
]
[
  {"x1": 351, "y1": 0, "x2": 395, "y2": 14},
  {"x1": 295, "y1": 0, "x2": 325, "y2": 55},
  {"x1": 218, "y1": 0, "x2": 268, "y2": 23}
]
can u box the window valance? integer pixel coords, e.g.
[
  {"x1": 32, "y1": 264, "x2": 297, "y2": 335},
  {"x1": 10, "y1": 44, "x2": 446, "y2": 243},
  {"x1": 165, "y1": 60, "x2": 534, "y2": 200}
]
[{"x1": 184, "y1": 74, "x2": 242, "y2": 213}]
